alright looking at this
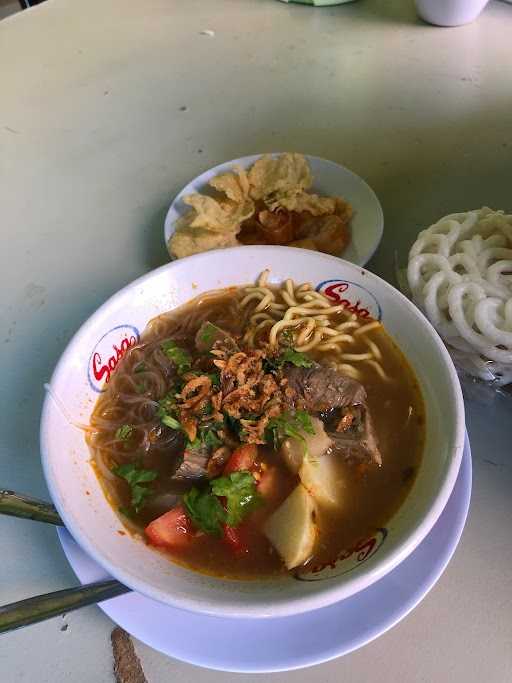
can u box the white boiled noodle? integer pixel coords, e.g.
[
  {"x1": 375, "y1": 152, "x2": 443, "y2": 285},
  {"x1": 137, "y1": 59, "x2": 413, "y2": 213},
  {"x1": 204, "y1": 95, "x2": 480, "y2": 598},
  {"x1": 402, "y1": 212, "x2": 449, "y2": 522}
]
[{"x1": 407, "y1": 207, "x2": 512, "y2": 385}]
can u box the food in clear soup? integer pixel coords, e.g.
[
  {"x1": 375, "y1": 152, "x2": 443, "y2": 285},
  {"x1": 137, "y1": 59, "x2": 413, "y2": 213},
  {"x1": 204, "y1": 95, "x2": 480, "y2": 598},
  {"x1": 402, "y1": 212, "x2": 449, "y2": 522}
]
[{"x1": 87, "y1": 271, "x2": 425, "y2": 579}]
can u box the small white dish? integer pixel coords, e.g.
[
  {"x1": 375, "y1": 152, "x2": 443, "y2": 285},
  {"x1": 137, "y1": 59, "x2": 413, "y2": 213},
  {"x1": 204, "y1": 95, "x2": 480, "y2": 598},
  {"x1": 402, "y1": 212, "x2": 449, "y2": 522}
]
[
  {"x1": 57, "y1": 435, "x2": 471, "y2": 673},
  {"x1": 415, "y1": 0, "x2": 489, "y2": 26},
  {"x1": 163, "y1": 154, "x2": 384, "y2": 266},
  {"x1": 41, "y1": 247, "x2": 465, "y2": 619}
]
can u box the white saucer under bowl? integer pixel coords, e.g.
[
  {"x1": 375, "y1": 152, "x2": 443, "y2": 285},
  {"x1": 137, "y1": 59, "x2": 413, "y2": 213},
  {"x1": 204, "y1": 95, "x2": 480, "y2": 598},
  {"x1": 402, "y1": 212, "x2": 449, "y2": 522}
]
[
  {"x1": 163, "y1": 154, "x2": 384, "y2": 266},
  {"x1": 57, "y1": 435, "x2": 471, "y2": 673}
]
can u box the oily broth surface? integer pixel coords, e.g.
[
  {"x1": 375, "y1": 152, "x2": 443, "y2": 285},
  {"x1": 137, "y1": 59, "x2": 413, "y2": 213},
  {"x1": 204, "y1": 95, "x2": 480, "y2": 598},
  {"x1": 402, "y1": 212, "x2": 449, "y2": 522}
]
[
  {"x1": 88, "y1": 286, "x2": 425, "y2": 579},
  {"x1": 308, "y1": 328, "x2": 425, "y2": 569}
]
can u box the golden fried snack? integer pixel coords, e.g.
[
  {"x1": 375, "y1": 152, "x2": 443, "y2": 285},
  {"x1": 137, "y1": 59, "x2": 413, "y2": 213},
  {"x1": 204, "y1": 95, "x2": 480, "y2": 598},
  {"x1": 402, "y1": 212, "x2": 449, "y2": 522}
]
[
  {"x1": 168, "y1": 153, "x2": 352, "y2": 259},
  {"x1": 248, "y1": 153, "x2": 312, "y2": 202},
  {"x1": 170, "y1": 220, "x2": 239, "y2": 258}
]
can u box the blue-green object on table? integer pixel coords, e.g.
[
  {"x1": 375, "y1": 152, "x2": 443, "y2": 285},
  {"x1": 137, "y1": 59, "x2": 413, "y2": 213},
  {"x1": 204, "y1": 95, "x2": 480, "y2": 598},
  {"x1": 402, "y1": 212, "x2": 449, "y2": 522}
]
[{"x1": 279, "y1": 0, "x2": 358, "y2": 5}]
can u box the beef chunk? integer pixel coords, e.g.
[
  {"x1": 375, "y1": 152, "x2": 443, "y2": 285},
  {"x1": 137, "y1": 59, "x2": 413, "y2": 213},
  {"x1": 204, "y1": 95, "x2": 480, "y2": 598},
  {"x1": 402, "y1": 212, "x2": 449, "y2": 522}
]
[
  {"x1": 329, "y1": 405, "x2": 382, "y2": 466},
  {"x1": 285, "y1": 366, "x2": 366, "y2": 413},
  {"x1": 285, "y1": 366, "x2": 381, "y2": 466},
  {"x1": 171, "y1": 444, "x2": 210, "y2": 482}
]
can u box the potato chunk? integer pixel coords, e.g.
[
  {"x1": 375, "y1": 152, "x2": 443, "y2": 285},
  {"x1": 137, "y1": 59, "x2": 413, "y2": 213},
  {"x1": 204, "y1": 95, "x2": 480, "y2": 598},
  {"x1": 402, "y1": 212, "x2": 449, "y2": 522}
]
[
  {"x1": 280, "y1": 417, "x2": 332, "y2": 474},
  {"x1": 300, "y1": 451, "x2": 343, "y2": 509},
  {"x1": 264, "y1": 484, "x2": 317, "y2": 570}
]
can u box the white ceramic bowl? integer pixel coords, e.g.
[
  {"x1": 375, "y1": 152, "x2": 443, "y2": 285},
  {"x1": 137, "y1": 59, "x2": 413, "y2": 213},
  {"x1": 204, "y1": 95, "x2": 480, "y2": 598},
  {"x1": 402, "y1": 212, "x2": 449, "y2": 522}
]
[
  {"x1": 163, "y1": 154, "x2": 384, "y2": 266},
  {"x1": 415, "y1": 0, "x2": 489, "y2": 26},
  {"x1": 41, "y1": 247, "x2": 465, "y2": 619}
]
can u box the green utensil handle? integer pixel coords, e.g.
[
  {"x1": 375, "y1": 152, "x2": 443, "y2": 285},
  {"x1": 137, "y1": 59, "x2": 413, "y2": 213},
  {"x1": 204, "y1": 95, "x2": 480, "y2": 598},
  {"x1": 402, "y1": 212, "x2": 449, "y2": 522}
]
[
  {"x1": 0, "y1": 489, "x2": 63, "y2": 526},
  {"x1": 0, "y1": 580, "x2": 130, "y2": 634},
  {"x1": 0, "y1": 489, "x2": 132, "y2": 633}
]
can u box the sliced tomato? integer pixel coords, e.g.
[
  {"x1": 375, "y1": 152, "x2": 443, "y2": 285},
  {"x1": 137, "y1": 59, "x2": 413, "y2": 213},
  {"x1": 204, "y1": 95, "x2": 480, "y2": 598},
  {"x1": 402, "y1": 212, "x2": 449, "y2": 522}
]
[
  {"x1": 222, "y1": 523, "x2": 250, "y2": 554},
  {"x1": 223, "y1": 443, "x2": 258, "y2": 475},
  {"x1": 145, "y1": 505, "x2": 194, "y2": 550}
]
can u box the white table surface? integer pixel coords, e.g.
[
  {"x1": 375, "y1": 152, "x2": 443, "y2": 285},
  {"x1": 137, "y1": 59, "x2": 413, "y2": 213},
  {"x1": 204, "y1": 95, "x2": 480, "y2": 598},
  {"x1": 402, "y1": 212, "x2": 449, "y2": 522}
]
[{"x1": 1, "y1": 0, "x2": 511, "y2": 680}]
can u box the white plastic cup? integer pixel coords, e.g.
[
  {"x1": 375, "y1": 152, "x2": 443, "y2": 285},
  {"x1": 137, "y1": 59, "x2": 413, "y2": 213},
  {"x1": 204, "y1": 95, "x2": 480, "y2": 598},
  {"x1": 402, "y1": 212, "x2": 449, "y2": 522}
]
[{"x1": 415, "y1": 0, "x2": 489, "y2": 26}]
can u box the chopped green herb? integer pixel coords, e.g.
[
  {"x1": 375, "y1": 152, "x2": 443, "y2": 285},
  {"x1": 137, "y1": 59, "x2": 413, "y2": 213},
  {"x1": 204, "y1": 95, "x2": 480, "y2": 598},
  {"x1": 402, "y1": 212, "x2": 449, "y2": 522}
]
[
  {"x1": 183, "y1": 487, "x2": 226, "y2": 535},
  {"x1": 280, "y1": 348, "x2": 314, "y2": 368},
  {"x1": 199, "y1": 322, "x2": 217, "y2": 347},
  {"x1": 262, "y1": 356, "x2": 280, "y2": 374},
  {"x1": 115, "y1": 425, "x2": 133, "y2": 441},
  {"x1": 161, "y1": 339, "x2": 192, "y2": 374},
  {"x1": 134, "y1": 363, "x2": 147, "y2": 374},
  {"x1": 207, "y1": 372, "x2": 221, "y2": 388},
  {"x1": 204, "y1": 429, "x2": 222, "y2": 449},
  {"x1": 200, "y1": 402, "x2": 213, "y2": 417},
  {"x1": 211, "y1": 471, "x2": 261, "y2": 527},
  {"x1": 135, "y1": 382, "x2": 146, "y2": 394},
  {"x1": 114, "y1": 463, "x2": 158, "y2": 486},
  {"x1": 157, "y1": 392, "x2": 181, "y2": 427},
  {"x1": 265, "y1": 410, "x2": 315, "y2": 454},
  {"x1": 195, "y1": 321, "x2": 237, "y2": 353},
  {"x1": 158, "y1": 392, "x2": 176, "y2": 414},
  {"x1": 131, "y1": 484, "x2": 153, "y2": 511},
  {"x1": 187, "y1": 437, "x2": 202, "y2": 450},
  {"x1": 294, "y1": 410, "x2": 316, "y2": 435},
  {"x1": 197, "y1": 423, "x2": 223, "y2": 450},
  {"x1": 263, "y1": 348, "x2": 313, "y2": 374},
  {"x1": 183, "y1": 471, "x2": 261, "y2": 534},
  {"x1": 224, "y1": 413, "x2": 242, "y2": 437},
  {"x1": 113, "y1": 463, "x2": 158, "y2": 513},
  {"x1": 161, "y1": 414, "x2": 182, "y2": 431}
]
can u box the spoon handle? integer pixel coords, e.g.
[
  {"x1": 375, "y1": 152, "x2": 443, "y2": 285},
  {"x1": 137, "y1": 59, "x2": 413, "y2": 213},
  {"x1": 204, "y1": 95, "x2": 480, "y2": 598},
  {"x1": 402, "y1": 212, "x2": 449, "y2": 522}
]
[
  {"x1": 0, "y1": 579, "x2": 130, "y2": 633},
  {"x1": 0, "y1": 489, "x2": 63, "y2": 526},
  {"x1": 0, "y1": 490, "x2": 132, "y2": 633}
]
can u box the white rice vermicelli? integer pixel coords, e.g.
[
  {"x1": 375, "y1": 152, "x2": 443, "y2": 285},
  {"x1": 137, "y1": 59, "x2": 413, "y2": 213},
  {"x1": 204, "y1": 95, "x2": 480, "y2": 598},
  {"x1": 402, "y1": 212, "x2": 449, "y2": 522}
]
[{"x1": 407, "y1": 207, "x2": 512, "y2": 385}]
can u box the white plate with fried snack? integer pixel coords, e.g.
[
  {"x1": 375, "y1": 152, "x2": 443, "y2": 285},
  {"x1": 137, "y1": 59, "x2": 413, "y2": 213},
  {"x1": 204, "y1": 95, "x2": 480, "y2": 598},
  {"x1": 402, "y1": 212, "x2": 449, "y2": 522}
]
[{"x1": 164, "y1": 153, "x2": 384, "y2": 266}]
